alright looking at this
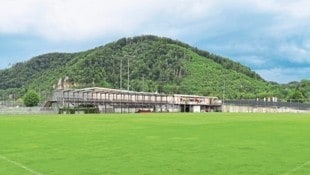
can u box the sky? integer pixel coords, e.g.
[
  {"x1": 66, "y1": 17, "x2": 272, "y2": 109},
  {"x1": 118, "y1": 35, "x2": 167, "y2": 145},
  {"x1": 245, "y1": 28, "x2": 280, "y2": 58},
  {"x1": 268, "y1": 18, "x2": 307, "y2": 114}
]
[{"x1": 0, "y1": 0, "x2": 309, "y2": 83}]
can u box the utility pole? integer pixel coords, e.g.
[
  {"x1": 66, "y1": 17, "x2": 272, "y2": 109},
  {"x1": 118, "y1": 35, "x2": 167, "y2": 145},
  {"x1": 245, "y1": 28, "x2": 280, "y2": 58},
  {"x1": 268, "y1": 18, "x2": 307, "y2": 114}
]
[
  {"x1": 13, "y1": 94, "x2": 15, "y2": 107},
  {"x1": 223, "y1": 74, "x2": 226, "y2": 105},
  {"x1": 142, "y1": 75, "x2": 145, "y2": 92},
  {"x1": 120, "y1": 59, "x2": 122, "y2": 89},
  {"x1": 127, "y1": 56, "x2": 129, "y2": 91}
]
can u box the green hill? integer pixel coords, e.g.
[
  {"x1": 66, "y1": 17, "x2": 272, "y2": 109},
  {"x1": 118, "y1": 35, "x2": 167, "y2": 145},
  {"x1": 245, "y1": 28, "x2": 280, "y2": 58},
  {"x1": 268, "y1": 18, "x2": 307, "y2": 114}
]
[{"x1": 0, "y1": 35, "x2": 308, "y2": 103}]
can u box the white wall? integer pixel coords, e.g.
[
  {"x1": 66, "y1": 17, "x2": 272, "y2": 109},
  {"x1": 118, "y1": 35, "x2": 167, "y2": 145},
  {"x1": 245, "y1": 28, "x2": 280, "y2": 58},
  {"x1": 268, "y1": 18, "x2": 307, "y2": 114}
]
[
  {"x1": 193, "y1": 106, "x2": 201, "y2": 113},
  {"x1": 223, "y1": 105, "x2": 310, "y2": 113}
]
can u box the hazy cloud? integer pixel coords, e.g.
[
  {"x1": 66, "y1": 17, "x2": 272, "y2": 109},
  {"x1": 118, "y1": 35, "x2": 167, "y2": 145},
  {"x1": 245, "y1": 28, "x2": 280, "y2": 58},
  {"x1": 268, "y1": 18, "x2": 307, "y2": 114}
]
[
  {"x1": 0, "y1": 0, "x2": 309, "y2": 82},
  {"x1": 257, "y1": 67, "x2": 310, "y2": 83},
  {"x1": 0, "y1": 0, "x2": 217, "y2": 40}
]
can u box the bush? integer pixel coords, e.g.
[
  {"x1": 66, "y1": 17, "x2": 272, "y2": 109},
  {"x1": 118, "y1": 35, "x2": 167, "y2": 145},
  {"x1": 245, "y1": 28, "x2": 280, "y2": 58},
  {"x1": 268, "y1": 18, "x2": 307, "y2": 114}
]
[
  {"x1": 24, "y1": 91, "x2": 40, "y2": 107},
  {"x1": 58, "y1": 107, "x2": 100, "y2": 114}
]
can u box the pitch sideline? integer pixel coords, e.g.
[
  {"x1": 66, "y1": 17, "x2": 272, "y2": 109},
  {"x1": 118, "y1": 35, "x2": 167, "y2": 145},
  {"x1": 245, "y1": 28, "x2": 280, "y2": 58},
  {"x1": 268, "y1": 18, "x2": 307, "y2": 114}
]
[
  {"x1": 283, "y1": 160, "x2": 310, "y2": 175},
  {"x1": 0, "y1": 154, "x2": 43, "y2": 175}
]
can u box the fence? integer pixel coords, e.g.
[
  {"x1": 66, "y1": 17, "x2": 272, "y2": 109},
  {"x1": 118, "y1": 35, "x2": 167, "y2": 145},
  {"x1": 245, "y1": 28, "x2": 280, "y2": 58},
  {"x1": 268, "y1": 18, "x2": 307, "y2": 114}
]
[
  {"x1": 224, "y1": 100, "x2": 310, "y2": 113},
  {"x1": 0, "y1": 106, "x2": 58, "y2": 115}
]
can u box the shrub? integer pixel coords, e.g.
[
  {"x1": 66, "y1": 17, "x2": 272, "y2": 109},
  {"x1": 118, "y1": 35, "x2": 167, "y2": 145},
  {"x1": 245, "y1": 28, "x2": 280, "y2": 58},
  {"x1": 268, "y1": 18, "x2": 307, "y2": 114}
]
[{"x1": 24, "y1": 91, "x2": 40, "y2": 107}]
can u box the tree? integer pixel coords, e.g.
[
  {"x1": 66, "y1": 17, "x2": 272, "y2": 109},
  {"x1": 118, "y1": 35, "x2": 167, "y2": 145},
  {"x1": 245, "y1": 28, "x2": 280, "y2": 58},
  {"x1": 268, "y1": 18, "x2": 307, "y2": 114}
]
[
  {"x1": 289, "y1": 90, "x2": 305, "y2": 103},
  {"x1": 24, "y1": 91, "x2": 40, "y2": 107}
]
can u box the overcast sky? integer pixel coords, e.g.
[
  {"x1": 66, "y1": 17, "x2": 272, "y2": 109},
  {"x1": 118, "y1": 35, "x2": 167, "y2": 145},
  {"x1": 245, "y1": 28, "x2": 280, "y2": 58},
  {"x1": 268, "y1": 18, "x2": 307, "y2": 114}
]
[{"x1": 0, "y1": 0, "x2": 309, "y2": 83}]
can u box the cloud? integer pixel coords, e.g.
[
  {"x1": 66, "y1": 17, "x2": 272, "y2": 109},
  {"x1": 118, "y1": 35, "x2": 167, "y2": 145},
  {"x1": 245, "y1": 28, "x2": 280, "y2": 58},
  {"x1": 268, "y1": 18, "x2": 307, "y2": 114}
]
[
  {"x1": 248, "y1": 0, "x2": 310, "y2": 19},
  {"x1": 0, "y1": 0, "x2": 39, "y2": 33},
  {"x1": 1, "y1": 0, "x2": 309, "y2": 42},
  {"x1": 256, "y1": 67, "x2": 310, "y2": 83},
  {"x1": 277, "y1": 41, "x2": 310, "y2": 64},
  {"x1": 0, "y1": 0, "x2": 218, "y2": 41},
  {"x1": 0, "y1": 0, "x2": 309, "y2": 82}
]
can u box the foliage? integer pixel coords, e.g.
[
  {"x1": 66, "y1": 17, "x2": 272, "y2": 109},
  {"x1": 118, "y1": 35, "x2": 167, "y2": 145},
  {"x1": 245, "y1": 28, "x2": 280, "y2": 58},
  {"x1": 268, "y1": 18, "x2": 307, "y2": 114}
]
[
  {"x1": 23, "y1": 90, "x2": 40, "y2": 107},
  {"x1": 58, "y1": 107, "x2": 100, "y2": 114},
  {"x1": 0, "y1": 35, "x2": 309, "y2": 102},
  {"x1": 289, "y1": 90, "x2": 305, "y2": 102}
]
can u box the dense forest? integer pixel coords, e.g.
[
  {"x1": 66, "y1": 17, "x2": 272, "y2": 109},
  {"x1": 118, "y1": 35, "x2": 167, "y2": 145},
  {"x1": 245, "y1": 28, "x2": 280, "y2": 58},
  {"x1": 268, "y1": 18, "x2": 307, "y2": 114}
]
[{"x1": 0, "y1": 35, "x2": 309, "y2": 105}]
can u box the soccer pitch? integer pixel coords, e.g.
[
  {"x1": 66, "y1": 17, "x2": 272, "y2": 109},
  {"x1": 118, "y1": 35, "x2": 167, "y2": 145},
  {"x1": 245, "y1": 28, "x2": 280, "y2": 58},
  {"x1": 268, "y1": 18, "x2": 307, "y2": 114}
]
[{"x1": 0, "y1": 113, "x2": 309, "y2": 175}]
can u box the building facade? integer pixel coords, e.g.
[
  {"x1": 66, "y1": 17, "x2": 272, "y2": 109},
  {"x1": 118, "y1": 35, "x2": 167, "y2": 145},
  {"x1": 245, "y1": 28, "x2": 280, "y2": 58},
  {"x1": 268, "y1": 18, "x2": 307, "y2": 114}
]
[{"x1": 47, "y1": 87, "x2": 222, "y2": 114}]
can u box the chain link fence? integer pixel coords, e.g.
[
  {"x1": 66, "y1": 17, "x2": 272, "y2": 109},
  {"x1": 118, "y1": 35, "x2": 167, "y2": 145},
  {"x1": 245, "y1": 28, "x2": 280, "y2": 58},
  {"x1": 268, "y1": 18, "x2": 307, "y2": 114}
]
[
  {"x1": 0, "y1": 106, "x2": 58, "y2": 115},
  {"x1": 224, "y1": 100, "x2": 310, "y2": 113}
]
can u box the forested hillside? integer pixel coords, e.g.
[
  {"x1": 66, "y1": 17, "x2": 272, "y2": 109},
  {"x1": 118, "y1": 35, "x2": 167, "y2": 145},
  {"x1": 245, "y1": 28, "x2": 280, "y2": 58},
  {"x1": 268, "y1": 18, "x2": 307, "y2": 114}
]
[{"x1": 0, "y1": 35, "x2": 308, "y2": 104}]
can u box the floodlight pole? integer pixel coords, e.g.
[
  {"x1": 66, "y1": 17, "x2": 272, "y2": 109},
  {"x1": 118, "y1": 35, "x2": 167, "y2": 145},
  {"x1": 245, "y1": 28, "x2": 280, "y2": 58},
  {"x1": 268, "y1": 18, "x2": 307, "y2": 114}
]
[
  {"x1": 142, "y1": 74, "x2": 145, "y2": 92},
  {"x1": 127, "y1": 56, "x2": 129, "y2": 91},
  {"x1": 223, "y1": 74, "x2": 226, "y2": 105},
  {"x1": 127, "y1": 55, "x2": 135, "y2": 91},
  {"x1": 120, "y1": 59, "x2": 122, "y2": 89}
]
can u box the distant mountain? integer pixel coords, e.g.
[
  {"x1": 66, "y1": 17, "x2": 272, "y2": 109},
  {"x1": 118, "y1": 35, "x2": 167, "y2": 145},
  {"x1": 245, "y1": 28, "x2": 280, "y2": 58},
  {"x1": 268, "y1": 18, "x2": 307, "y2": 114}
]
[{"x1": 0, "y1": 35, "x2": 308, "y2": 102}]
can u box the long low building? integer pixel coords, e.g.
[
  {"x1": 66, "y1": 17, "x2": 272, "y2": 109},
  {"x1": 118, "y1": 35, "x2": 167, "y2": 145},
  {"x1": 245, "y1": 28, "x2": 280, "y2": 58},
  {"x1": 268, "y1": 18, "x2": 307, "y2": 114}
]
[{"x1": 47, "y1": 87, "x2": 222, "y2": 113}]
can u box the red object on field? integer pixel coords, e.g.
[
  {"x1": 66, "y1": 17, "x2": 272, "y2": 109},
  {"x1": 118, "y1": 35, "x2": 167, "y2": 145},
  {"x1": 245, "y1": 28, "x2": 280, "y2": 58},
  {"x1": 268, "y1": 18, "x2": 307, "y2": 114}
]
[{"x1": 136, "y1": 109, "x2": 152, "y2": 113}]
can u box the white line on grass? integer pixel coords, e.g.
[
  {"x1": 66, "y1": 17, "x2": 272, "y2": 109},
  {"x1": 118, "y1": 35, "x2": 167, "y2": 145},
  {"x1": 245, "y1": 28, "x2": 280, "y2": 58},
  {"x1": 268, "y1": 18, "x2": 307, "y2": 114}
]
[
  {"x1": 283, "y1": 160, "x2": 310, "y2": 175},
  {"x1": 0, "y1": 154, "x2": 42, "y2": 175}
]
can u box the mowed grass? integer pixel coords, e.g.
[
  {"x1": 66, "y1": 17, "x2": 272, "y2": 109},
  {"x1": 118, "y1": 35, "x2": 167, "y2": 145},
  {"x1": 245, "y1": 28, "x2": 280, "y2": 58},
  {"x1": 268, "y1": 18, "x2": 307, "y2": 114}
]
[{"x1": 0, "y1": 113, "x2": 309, "y2": 175}]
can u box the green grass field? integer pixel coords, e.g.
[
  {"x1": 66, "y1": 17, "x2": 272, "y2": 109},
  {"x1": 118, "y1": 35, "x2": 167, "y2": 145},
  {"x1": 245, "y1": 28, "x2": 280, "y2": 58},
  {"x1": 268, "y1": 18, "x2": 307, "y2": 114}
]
[{"x1": 0, "y1": 113, "x2": 309, "y2": 175}]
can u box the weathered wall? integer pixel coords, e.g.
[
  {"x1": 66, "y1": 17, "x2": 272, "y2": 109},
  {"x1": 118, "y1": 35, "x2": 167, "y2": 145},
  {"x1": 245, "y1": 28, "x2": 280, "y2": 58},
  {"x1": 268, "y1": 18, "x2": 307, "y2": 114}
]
[
  {"x1": 0, "y1": 107, "x2": 58, "y2": 115},
  {"x1": 223, "y1": 105, "x2": 310, "y2": 113}
]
